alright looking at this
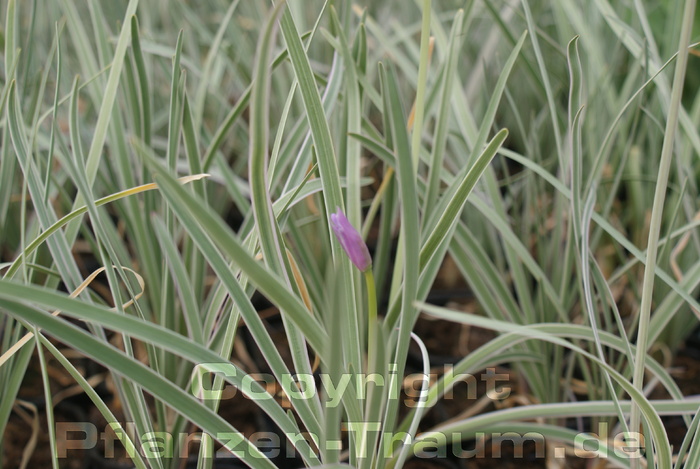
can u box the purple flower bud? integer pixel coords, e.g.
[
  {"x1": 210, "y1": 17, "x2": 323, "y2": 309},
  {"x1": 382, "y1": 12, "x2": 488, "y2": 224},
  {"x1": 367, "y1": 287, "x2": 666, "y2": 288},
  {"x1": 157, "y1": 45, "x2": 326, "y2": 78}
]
[{"x1": 330, "y1": 208, "x2": 371, "y2": 271}]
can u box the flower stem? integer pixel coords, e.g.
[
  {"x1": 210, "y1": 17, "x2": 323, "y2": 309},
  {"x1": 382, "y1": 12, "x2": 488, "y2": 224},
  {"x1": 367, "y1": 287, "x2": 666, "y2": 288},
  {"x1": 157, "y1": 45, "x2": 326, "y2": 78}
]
[{"x1": 364, "y1": 269, "x2": 378, "y2": 371}]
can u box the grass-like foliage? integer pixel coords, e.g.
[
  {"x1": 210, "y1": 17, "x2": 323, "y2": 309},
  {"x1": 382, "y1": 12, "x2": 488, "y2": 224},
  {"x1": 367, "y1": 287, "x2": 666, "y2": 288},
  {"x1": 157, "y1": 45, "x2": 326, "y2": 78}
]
[{"x1": 1, "y1": 1, "x2": 700, "y2": 468}]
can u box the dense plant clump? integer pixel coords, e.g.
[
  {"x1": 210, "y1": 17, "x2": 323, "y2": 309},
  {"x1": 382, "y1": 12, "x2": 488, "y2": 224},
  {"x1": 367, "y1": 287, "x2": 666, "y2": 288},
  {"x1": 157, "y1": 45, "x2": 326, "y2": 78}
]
[{"x1": 1, "y1": 1, "x2": 700, "y2": 468}]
